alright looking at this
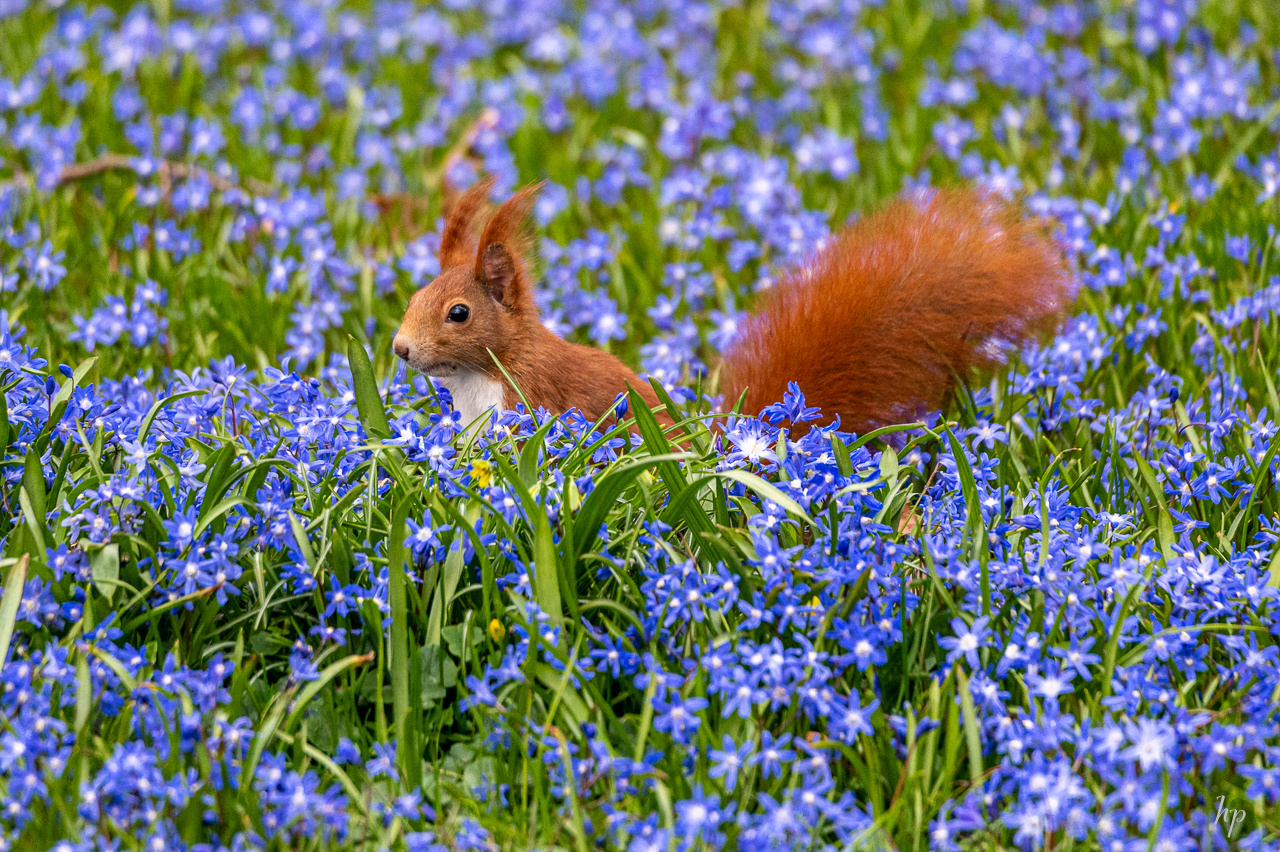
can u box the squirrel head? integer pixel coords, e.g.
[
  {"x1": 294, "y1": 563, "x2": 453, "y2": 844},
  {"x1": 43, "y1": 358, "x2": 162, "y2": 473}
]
[{"x1": 393, "y1": 178, "x2": 542, "y2": 378}]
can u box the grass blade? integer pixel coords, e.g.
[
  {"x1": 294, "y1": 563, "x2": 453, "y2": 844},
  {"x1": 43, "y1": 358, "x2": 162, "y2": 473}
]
[
  {"x1": 0, "y1": 555, "x2": 29, "y2": 666},
  {"x1": 386, "y1": 496, "x2": 415, "y2": 785},
  {"x1": 347, "y1": 335, "x2": 391, "y2": 439},
  {"x1": 954, "y1": 666, "x2": 985, "y2": 798},
  {"x1": 490, "y1": 453, "x2": 565, "y2": 625},
  {"x1": 285, "y1": 652, "x2": 376, "y2": 732}
]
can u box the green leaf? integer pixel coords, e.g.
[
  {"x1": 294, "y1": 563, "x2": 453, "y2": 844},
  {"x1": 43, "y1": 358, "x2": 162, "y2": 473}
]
[
  {"x1": 955, "y1": 667, "x2": 985, "y2": 794},
  {"x1": 879, "y1": 445, "x2": 899, "y2": 484},
  {"x1": 717, "y1": 469, "x2": 818, "y2": 526},
  {"x1": 75, "y1": 630, "x2": 92, "y2": 733},
  {"x1": 569, "y1": 452, "x2": 688, "y2": 565},
  {"x1": 289, "y1": 512, "x2": 318, "y2": 573},
  {"x1": 433, "y1": 496, "x2": 495, "y2": 626},
  {"x1": 1100, "y1": 577, "x2": 1147, "y2": 698},
  {"x1": 121, "y1": 583, "x2": 223, "y2": 634},
  {"x1": 847, "y1": 421, "x2": 929, "y2": 454},
  {"x1": 518, "y1": 417, "x2": 559, "y2": 487},
  {"x1": 193, "y1": 496, "x2": 252, "y2": 540},
  {"x1": 490, "y1": 454, "x2": 564, "y2": 625},
  {"x1": 534, "y1": 659, "x2": 589, "y2": 731},
  {"x1": 18, "y1": 486, "x2": 47, "y2": 555},
  {"x1": 0, "y1": 555, "x2": 29, "y2": 666},
  {"x1": 831, "y1": 433, "x2": 854, "y2": 476},
  {"x1": 627, "y1": 388, "x2": 712, "y2": 533},
  {"x1": 243, "y1": 691, "x2": 291, "y2": 802},
  {"x1": 1228, "y1": 434, "x2": 1280, "y2": 546},
  {"x1": 347, "y1": 336, "x2": 390, "y2": 439},
  {"x1": 441, "y1": 624, "x2": 478, "y2": 659},
  {"x1": 1157, "y1": 509, "x2": 1174, "y2": 563},
  {"x1": 22, "y1": 451, "x2": 47, "y2": 531},
  {"x1": 647, "y1": 376, "x2": 708, "y2": 454},
  {"x1": 945, "y1": 427, "x2": 989, "y2": 615},
  {"x1": 90, "y1": 544, "x2": 121, "y2": 604},
  {"x1": 421, "y1": 644, "x2": 459, "y2": 703},
  {"x1": 89, "y1": 647, "x2": 139, "y2": 693},
  {"x1": 632, "y1": 673, "x2": 658, "y2": 762},
  {"x1": 0, "y1": 390, "x2": 9, "y2": 457},
  {"x1": 386, "y1": 497, "x2": 412, "y2": 774},
  {"x1": 1132, "y1": 453, "x2": 1174, "y2": 562},
  {"x1": 195, "y1": 444, "x2": 241, "y2": 514},
  {"x1": 45, "y1": 438, "x2": 76, "y2": 514},
  {"x1": 427, "y1": 501, "x2": 479, "y2": 647},
  {"x1": 1131, "y1": 453, "x2": 1168, "y2": 512},
  {"x1": 137, "y1": 389, "x2": 205, "y2": 446},
  {"x1": 578, "y1": 598, "x2": 646, "y2": 634},
  {"x1": 285, "y1": 652, "x2": 376, "y2": 732},
  {"x1": 663, "y1": 469, "x2": 817, "y2": 530}
]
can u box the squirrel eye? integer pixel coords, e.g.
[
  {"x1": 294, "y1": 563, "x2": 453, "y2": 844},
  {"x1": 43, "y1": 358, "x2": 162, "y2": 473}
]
[{"x1": 447, "y1": 304, "x2": 470, "y2": 323}]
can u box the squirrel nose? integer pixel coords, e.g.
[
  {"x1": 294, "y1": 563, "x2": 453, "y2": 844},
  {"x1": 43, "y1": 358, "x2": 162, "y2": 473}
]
[{"x1": 392, "y1": 336, "x2": 410, "y2": 361}]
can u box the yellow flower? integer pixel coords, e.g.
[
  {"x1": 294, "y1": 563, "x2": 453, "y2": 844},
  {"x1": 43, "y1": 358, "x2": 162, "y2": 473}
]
[
  {"x1": 489, "y1": 618, "x2": 505, "y2": 643},
  {"x1": 470, "y1": 459, "x2": 493, "y2": 488}
]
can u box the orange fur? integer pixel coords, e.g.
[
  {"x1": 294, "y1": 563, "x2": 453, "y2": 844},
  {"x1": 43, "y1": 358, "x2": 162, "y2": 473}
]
[
  {"x1": 438, "y1": 177, "x2": 492, "y2": 269},
  {"x1": 394, "y1": 180, "x2": 664, "y2": 427},
  {"x1": 474, "y1": 181, "x2": 543, "y2": 292},
  {"x1": 720, "y1": 188, "x2": 1073, "y2": 433},
  {"x1": 397, "y1": 183, "x2": 1072, "y2": 436}
]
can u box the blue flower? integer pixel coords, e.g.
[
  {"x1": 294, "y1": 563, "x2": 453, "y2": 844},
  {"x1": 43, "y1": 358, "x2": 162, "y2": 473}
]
[
  {"x1": 24, "y1": 240, "x2": 66, "y2": 291},
  {"x1": 708, "y1": 734, "x2": 753, "y2": 792},
  {"x1": 365, "y1": 741, "x2": 398, "y2": 782},
  {"x1": 938, "y1": 615, "x2": 993, "y2": 670},
  {"x1": 334, "y1": 738, "x2": 361, "y2": 766},
  {"x1": 651, "y1": 695, "x2": 708, "y2": 744},
  {"x1": 747, "y1": 730, "x2": 794, "y2": 780},
  {"x1": 723, "y1": 418, "x2": 779, "y2": 467},
  {"x1": 1121, "y1": 718, "x2": 1177, "y2": 773}
]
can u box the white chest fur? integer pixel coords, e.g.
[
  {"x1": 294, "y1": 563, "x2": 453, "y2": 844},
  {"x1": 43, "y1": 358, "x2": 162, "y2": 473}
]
[{"x1": 439, "y1": 371, "x2": 505, "y2": 431}]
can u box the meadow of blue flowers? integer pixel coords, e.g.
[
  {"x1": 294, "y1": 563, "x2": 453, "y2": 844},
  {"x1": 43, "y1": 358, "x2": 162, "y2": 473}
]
[{"x1": 0, "y1": 0, "x2": 1278, "y2": 849}]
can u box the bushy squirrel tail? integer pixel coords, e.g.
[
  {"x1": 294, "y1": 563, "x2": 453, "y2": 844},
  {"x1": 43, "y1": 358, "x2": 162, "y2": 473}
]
[{"x1": 720, "y1": 187, "x2": 1074, "y2": 434}]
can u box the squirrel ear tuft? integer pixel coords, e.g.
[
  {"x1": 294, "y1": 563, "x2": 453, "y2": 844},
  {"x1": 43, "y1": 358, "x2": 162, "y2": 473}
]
[
  {"x1": 482, "y1": 243, "x2": 517, "y2": 307},
  {"x1": 474, "y1": 182, "x2": 541, "y2": 264},
  {"x1": 473, "y1": 181, "x2": 544, "y2": 311},
  {"x1": 439, "y1": 177, "x2": 494, "y2": 269}
]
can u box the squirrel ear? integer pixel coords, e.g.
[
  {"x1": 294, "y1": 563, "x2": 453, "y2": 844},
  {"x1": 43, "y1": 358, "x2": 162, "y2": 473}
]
[
  {"x1": 439, "y1": 177, "x2": 494, "y2": 268},
  {"x1": 482, "y1": 243, "x2": 518, "y2": 308},
  {"x1": 474, "y1": 182, "x2": 541, "y2": 305}
]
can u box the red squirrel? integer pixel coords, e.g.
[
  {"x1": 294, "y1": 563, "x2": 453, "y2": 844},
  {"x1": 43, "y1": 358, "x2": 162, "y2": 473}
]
[{"x1": 392, "y1": 179, "x2": 1072, "y2": 435}]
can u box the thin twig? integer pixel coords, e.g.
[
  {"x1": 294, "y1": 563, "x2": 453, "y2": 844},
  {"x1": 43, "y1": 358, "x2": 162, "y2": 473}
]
[
  {"x1": 370, "y1": 108, "x2": 497, "y2": 238},
  {"x1": 6, "y1": 152, "x2": 276, "y2": 198},
  {"x1": 2, "y1": 108, "x2": 499, "y2": 237}
]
